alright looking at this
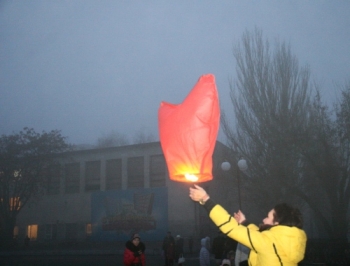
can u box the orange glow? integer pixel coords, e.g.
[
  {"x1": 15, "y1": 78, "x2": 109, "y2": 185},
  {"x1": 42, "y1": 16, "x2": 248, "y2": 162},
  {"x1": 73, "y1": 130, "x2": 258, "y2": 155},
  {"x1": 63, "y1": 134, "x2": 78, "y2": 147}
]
[
  {"x1": 86, "y1": 223, "x2": 92, "y2": 235},
  {"x1": 13, "y1": 226, "x2": 19, "y2": 238},
  {"x1": 0, "y1": 197, "x2": 22, "y2": 211},
  {"x1": 10, "y1": 197, "x2": 21, "y2": 211},
  {"x1": 158, "y1": 74, "x2": 220, "y2": 183},
  {"x1": 27, "y1": 224, "x2": 38, "y2": 240}
]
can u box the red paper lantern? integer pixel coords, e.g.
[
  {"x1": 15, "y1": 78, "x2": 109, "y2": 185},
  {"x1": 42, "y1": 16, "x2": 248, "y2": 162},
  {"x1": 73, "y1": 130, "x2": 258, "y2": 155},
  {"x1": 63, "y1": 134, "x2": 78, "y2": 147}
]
[{"x1": 158, "y1": 74, "x2": 220, "y2": 183}]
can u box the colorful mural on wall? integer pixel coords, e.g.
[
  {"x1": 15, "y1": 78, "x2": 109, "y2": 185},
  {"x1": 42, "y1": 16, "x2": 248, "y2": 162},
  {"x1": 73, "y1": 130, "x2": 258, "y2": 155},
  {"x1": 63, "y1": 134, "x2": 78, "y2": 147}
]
[{"x1": 91, "y1": 187, "x2": 168, "y2": 241}]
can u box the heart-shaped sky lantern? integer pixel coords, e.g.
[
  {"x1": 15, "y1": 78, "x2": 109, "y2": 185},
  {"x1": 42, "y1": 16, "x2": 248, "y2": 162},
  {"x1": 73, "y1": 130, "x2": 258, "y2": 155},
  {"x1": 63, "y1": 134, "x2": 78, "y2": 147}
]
[{"x1": 158, "y1": 74, "x2": 220, "y2": 183}]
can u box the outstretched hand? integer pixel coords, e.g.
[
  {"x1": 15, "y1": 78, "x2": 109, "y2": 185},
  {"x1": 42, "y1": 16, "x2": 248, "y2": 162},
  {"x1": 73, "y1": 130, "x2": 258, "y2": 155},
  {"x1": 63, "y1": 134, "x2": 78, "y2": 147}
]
[
  {"x1": 189, "y1": 184, "x2": 207, "y2": 202},
  {"x1": 233, "y1": 210, "x2": 246, "y2": 224}
]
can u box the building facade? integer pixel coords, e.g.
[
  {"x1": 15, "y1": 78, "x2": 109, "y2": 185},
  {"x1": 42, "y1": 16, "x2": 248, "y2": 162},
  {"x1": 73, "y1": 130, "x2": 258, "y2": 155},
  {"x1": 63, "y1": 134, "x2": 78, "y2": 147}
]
[{"x1": 15, "y1": 141, "x2": 240, "y2": 248}]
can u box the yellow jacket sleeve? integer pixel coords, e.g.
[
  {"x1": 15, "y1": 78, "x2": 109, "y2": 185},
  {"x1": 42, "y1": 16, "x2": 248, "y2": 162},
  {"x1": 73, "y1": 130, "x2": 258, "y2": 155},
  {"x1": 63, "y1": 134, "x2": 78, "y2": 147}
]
[
  {"x1": 209, "y1": 204, "x2": 262, "y2": 252},
  {"x1": 209, "y1": 204, "x2": 307, "y2": 266}
]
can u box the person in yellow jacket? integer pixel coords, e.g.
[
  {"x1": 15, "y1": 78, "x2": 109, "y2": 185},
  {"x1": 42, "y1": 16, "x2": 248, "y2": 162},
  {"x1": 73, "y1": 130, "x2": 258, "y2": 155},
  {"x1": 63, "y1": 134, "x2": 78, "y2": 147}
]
[{"x1": 189, "y1": 185, "x2": 307, "y2": 266}]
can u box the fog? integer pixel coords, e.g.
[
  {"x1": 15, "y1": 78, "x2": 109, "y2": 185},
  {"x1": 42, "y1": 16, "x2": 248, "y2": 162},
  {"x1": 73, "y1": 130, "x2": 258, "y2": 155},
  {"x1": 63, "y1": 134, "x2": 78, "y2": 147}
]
[{"x1": 1, "y1": 1, "x2": 349, "y2": 145}]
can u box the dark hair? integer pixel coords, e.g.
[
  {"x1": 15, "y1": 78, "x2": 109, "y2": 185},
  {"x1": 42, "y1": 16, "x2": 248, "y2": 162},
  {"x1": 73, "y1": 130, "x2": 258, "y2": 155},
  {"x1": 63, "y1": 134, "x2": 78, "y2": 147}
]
[
  {"x1": 273, "y1": 203, "x2": 303, "y2": 229},
  {"x1": 259, "y1": 223, "x2": 273, "y2": 232}
]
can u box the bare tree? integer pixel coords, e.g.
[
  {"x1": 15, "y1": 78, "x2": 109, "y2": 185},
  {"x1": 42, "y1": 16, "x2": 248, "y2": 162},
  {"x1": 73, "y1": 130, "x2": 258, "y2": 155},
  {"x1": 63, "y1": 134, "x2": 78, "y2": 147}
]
[
  {"x1": 300, "y1": 82, "x2": 350, "y2": 240},
  {"x1": 223, "y1": 28, "x2": 350, "y2": 240},
  {"x1": 132, "y1": 126, "x2": 157, "y2": 144},
  {"x1": 0, "y1": 128, "x2": 71, "y2": 245},
  {"x1": 97, "y1": 131, "x2": 129, "y2": 148},
  {"x1": 334, "y1": 82, "x2": 350, "y2": 240},
  {"x1": 222, "y1": 28, "x2": 313, "y2": 211}
]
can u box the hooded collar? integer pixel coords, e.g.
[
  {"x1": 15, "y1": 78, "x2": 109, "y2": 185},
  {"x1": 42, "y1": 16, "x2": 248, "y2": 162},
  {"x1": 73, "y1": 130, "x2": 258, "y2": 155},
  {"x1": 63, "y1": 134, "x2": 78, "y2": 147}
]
[{"x1": 125, "y1": 240, "x2": 146, "y2": 252}]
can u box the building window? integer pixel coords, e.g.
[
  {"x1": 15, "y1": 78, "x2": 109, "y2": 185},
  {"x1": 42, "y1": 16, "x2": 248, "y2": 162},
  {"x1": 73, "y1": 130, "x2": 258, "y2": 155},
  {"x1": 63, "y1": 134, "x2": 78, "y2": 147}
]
[
  {"x1": 86, "y1": 223, "x2": 92, "y2": 236},
  {"x1": 10, "y1": 197, "x2": 21, "y2": 211},
  {"x1": 85, "y1": 160, "x2": 101, "y2": 191},
  {"x1": 127, "y1": 157, "x2": 144, "y2": 188},
  {"x1": 65, "y1": 223, "x2": 78, "y2": 240},
  {"x1": 106, "y1": 159, "x2": 122, "y2": 190},
  {"x1": 65, "y1": 163, "x2": 80, "y2": 194},
  {"x1": 13, "y1": 226, "x2": 19, "y2": 239},
  {"x1": 47, "y1": 164, "x2": 61, "y2": 195},
  {"x1": 45, "y1": 224, "x2": 57, "y2": 240},
  {"x1": 150, "y1": 155, "x2": 166, "y2": 187},
  {"x1": 27, "y1": 224, "x2": 38, "y2": 240}
]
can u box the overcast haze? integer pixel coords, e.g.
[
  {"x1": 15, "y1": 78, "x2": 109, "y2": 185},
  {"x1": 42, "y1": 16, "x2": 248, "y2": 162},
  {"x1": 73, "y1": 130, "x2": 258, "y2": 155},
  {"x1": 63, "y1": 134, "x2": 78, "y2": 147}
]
[{"x1": 1, "y1": 1, "x2": 349, "y2": 145}]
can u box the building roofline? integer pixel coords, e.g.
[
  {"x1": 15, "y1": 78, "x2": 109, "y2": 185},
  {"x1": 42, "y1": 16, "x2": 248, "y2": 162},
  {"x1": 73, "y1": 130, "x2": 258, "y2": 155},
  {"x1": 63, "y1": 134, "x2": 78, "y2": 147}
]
[{"x1": 58, "y1": 140, "x2": 228, "y2": 157}]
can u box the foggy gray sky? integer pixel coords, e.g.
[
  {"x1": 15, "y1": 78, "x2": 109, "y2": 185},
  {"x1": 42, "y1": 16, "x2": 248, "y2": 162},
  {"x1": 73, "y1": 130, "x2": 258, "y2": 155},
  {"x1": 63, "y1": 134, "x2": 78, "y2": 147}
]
[{"x1": 1, "y1": 1, "x2": 349, "y2": 145}]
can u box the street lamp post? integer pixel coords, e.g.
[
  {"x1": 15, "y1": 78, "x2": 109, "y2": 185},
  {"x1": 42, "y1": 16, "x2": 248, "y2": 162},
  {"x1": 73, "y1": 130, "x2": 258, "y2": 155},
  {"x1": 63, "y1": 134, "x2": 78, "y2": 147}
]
[{"x1": 221, "y1": 158, "x2": 248, "y2": 210}]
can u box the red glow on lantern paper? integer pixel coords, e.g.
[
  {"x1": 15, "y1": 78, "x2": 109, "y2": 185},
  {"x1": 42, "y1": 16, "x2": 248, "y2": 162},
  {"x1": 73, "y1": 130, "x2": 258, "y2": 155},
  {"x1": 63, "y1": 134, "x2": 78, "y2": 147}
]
[{"x1": 158, "y1": 74, "x2": 220, "y2": 183}]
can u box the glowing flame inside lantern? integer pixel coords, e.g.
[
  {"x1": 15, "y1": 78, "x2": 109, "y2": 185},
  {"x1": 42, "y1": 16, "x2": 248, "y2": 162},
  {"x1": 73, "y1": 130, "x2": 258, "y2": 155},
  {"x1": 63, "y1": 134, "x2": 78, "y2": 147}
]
[{"x1": 185, "y1": 174, "x2": 199, "y2": 182}]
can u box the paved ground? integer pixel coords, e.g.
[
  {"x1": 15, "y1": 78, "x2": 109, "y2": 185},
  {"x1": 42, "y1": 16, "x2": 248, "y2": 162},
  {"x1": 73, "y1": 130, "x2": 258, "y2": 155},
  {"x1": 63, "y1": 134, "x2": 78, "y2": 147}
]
[
  {"x1": 1, "y1": 253, "x2": 343, "y2": 266},
  {"x1": 1, "y1": 254, "x2": 203, "y2": 266}
]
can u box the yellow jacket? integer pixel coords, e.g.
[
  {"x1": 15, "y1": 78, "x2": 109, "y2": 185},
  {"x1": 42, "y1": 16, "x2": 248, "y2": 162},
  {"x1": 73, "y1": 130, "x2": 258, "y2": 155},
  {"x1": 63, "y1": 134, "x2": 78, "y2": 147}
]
[{"x1": 209, "y1": 204, "x2": 307, "y2": 266}]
